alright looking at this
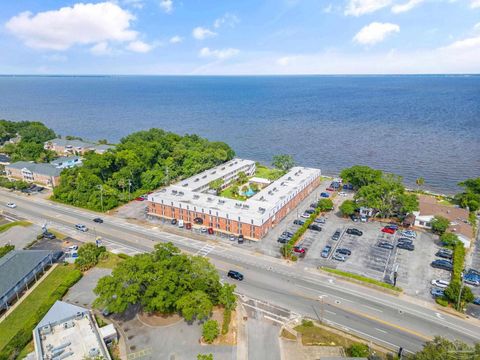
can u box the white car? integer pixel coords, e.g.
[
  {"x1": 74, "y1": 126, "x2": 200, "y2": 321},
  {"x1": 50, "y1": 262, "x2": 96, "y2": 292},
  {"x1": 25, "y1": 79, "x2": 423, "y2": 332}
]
[
  {"x1": 401, "y1": 230, "x2": 416, "y2": 239},
  {"x1": 75, "y1": 224, "x2": 88, "y2": 232},
  {"x1": 6, "y1": 202, "x2": 16, "y2": 208},
  {"x1": 301, "y1": 212, "x2": 311, "y2": 219},
  {"x1": 68, "y1": 245, "x2": 79, "y2": 251},
  {"x1": 431, "y1": 279, "x2": 450, "y2": 288},
  {"x1": 338, "y1": 192, "x2": 348, "y2": 197}
]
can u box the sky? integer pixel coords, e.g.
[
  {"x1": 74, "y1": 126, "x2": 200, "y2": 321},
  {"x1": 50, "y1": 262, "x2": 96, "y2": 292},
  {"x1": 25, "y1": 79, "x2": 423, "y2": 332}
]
[{"x1": 0, "y1": 0, "x2": 479, "y2": 75}]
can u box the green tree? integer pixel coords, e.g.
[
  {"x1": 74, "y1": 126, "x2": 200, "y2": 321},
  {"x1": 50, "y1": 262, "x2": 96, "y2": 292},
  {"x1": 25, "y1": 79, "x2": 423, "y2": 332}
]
[
  {"x1": 408, "y1": 336, "x2": 480, "y2": 359},
  {"x1": 209, "y1": 179, "x2": 224, "y2": 195},
  {"x1": 272, "y1": 154, "x2": 295, "y2": 172},
  {"x1": 241, "y1": 185, "x2": 249, "y2": 194},
  {"x1": 231, "y1": 185, "x2": 239, "y2": 197},
  {"x1": 202, "y1": 320, "x2": 219, "y2": 344},
  {"x1": 219, "y1": 284, "x2": 237, "y2": 310},
  {"x1": 340, "y1": 165, "x2": 383, "y2": 190},
  {"x1": 250, "y1": 182, "x2": 259, "y2": 192},
  {"x1": 444, "y1": 280, "x2": 474, "y2": 309},
  {"x1": 431, "y1": 216, "x2": 450, "y2": 235},
  {"x1": 317, "y1": 198, "x2": 334, "y2": 212},
  {"x1": 339, "y1": 199, "x2": 356, "y2": 216},
  {"x1": 75, "y1": 243, "x2": 106, "y2": 271},
  {"x1": 455, "y1": 177, "x2": 480, "y2": 211},
  {"x1": 176, "y1": 290, "x2": 213, "y2": 322},
  {"x1": 98, "y1": 139, "x2": 108, "y2": 144},
  {"x1": 0, "y1": 244, "x2": 15, "y2": 259},
  {"x1": 236, "y1": 171, "x2": 248, "y2": 184}
]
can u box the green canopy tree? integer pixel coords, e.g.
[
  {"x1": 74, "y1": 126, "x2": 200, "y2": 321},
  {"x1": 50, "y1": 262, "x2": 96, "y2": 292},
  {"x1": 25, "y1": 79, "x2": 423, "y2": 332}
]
[
  {"x1": 408, "y1": 336, "x2": 480, "y2": 359},
  {"x1": 176, "y1": 290, "x2": 213, "y2": 322},
  {"x1": 219, "y1": 284, "x2": 237, "y2": 311},
  {"x1": 339, "y1": 200, "x2": 356, "y2": 216},
  {"x1": 455, "y1": 177, "x2": 480, "y2": 211},
  {"x1": 431, "y1": 216, "x2": 450, "y2": 235},
  {"x1": 317, "y1": 198, "x2": 334, "y2": 212},
  {"x1": 75, "y1": 243, "x2": 106, "y2": 271},
  {"x1": 340, "y1": 165, "x2": 383, "y2": 189},
  {"x1": 202, "y1": 320, "x2": 219, "y2": 343},
  {"x1": 272, "y1": 154, "x2": 295, "y2": 172}
]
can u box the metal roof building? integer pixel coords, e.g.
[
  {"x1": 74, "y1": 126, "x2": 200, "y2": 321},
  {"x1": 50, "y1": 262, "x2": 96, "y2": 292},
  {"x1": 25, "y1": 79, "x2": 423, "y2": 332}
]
[{"x1": 0, "y1": 250, "x2": 54, "y2": 312}]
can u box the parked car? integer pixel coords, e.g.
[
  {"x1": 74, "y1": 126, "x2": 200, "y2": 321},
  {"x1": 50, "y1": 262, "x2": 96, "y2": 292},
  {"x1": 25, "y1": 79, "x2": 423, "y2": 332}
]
[
  {"x1": 277, "y1": 237, "x2": 289, "y2": 244},
  {"x1": 431, "y1": 259, "x2": 453, "y2": 271},
  {"x1": 397, "y1": 243, "x2": 415, "y2": 251},
  {"x1": 282, "y1": 231, "x2": 294, "y2": 238},
  {"x1": 332, "y1": 253, "x2": 347, "y2": 262},
  {"x1": 331, "y1": 230, "x2": 341, "y2": 241},
  {"x1": 305, "y1": 209, "x2": 315, "y2": 215},
  {"x1": 386, "y1": 224, "x2": 399, "y2": 230},
  {"x1": 401, "y1": 230, "x2": 416, "y2": 238},
  {"x1": 227, "y1": 270, "x2": 244, "y2": 281},
  {"x1": 473, "y1": 298, "x2": 480, "y2": 305},
  {"x1": 336, "y1": 248, "x2": 352, "y2": 256},
  {"x1": 178, "y1": 220, "x2": 184, "y2": 228},
  {"x1": 436, "y1": 250, "x2": 453, "y2": 259},
  {"x1": 430, "y1": 288, "x2": 445, "y2": 298},
  {"x1": 321, "y1": 245, "x2": 332, "y2": 258},
  {"x1": 43, "y1": 232, "x2": 56, "y2": 240},
  {"x1": 314, "y1": 217, "x2": 326, "y2": 224},
  {"x1": 93, "y1": 217, "x2": 103, "y2": 223},
  {"x1": 310, "y1": 203, "x2": 318, "y2": 209},
  {"x1": 378, "y1": 241, "x2": 394, "y2": 250},
  {"x1": 397, "y1": 238, "x2": 413, "y2": 245},
  {"x1": 238, "y1": 235, "x2": 245, "y2": 244},
  {"x1": 360, "y1": 216, "x2": 367, "y2": 223},
  {"x1": 326, "y1": 187, "x2": 335, "y2": 191},
  {"x1": 207, "y1": 227, "x2": 214, "y2": 235},
  {"x1": 102, "y1": 308, "x2": 112, "y2": 317},
  {"x1": 343, "y1": 184, "x2": 354, "y2": 190},
  {"x1": 201, "y1": 227, "x2": 208, "y2": 233},
  {"x1": 301, "y1": 212, "x2": 311, "y2": 219},
  {"x1": 338, "y1": 191, "x2": 348, "y2": 197},
  {"x1": 75, "y1": 224, "x2": 88, "y2": 232},
  {"x1": 464, "y1": 274, "x2": 480, "y2": 286},
  {"x1": 308, "y1": 224, "x2": 322, "y2": 232},
  {"x1": 171, "y1": 219, "x2": 177, "y2": 225},
  {"x1": 294, "y1": 246, "x2": 306, "y2": 254},
  {"x1": 229, "y1": 234, "x2": 236, "y2": 241},
  {"x1": 320, "y1": 192, "x2": 330, "y2": 198},
  {"x1": 346, "y1": 228, "x2": 363, "y2": 236},
  {"x1": 381, "y1": 227, "x2": 395, "y2": 234},
  {"x1": 6, "y1": 202, "x2": 16, "y2": 208},
  {"x1": 350, "y1": 215, "x2": 359, "y2": 222},
  {"x1": 193, "y1": 217, "x2": 203, "y2": 224},
  {"x1": 431, "y1": 279, "x2": 450, "y2": 288},
  {"x1": 293, "y1": 219, "x2": 305, "y2": 226},
  {"x1": 68, "y1": 245, "x2": 79, "y2": 251}
]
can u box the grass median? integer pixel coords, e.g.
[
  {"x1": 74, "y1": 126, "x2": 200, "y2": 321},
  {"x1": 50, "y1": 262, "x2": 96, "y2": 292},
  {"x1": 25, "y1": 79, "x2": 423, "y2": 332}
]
[
  {"x1": 0, "y1": 264, "x2": 82, "y2": 359},
  {"x1": 0, "y1": 220, "x2": 31, "y2": 233},
  {"x1": 320, "y1": 267, "x2": 402, "y2": 292}
]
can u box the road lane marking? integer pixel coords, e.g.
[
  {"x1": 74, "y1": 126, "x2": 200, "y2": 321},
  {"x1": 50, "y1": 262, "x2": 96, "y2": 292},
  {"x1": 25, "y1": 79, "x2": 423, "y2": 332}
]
[
  {"x1": 325, "y1": 310, "x2": 337, "y2": 315},
  {"x1": 361, "y1": 304, "x2": 383, "y2": 313},
  {"x1": 375, "y1": 327, "x2": 388, "y2": 334}
]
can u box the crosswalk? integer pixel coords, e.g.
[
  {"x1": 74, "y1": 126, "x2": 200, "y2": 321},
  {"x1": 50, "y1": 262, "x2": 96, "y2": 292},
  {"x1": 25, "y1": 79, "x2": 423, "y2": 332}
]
[{"x1": 196, "y1": 244, "x2": 215, "y2": 257}]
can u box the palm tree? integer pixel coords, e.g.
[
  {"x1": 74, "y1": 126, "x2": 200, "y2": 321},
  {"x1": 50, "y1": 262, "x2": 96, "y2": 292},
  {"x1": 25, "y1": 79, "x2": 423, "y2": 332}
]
[{"x1": 416, "y1": 177, "x2": 425, "y2": 191}]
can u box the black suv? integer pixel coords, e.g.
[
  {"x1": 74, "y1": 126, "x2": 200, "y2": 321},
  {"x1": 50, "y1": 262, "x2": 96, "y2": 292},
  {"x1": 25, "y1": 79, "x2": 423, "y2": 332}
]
[
  {"x1": 308, "y1": 224, "x2": 322, "y2": 232},
  {"x1": 227, "y1": 270, "x2": 244, "y2": 281},
  {"x1": 431, "y1": 259, "x2": 453, "y2": 271},
  {"x1": 436, "y1": 249, "x2": 453, "y2": 259},
  {"x1": 336, "y1": 248, "x2": 352, "y2": 256},
  {"x1": 331, "y1": 230, "x2": 341, "y2": 241},
  {"x1": 43, "y1": 232, "x2": 56, "y2": 240},
  {"x1": 293, "y1": 219, "x2": 305, "y2": 226},
  {"x1": 305, "y1": 209, "x2": 315, "y2": 215},
  {"x1": 346, "y1": 228, "x2": 363, "y2": 236},
  {"x1": 378, "y1": 241, "x2": 394, "y2": 250},
  {"x1": 93, "y1": 217, "x2": 103, "y2": 223}
]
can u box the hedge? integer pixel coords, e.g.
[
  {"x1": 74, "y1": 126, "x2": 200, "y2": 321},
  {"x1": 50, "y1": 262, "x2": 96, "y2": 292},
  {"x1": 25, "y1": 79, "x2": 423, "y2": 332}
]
[
  {"x1": 0, "y1": 266, "x2": 82, "y2": 360},
  {"x1": 321, "y1": 267, "x2": 402, "y2": 292},
  {"x1": 0, "y1": 245, "x2": 14, "y2": 259},
  {"x1": 221, "y1": 308, "x2": 232, "y2": 335}
]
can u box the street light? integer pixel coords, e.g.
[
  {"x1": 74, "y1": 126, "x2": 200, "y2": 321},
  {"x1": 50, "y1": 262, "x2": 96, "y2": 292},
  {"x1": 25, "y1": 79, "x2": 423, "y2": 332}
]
[{"x1": 318, "y1": 295, "x2": 328, "y2": 324}]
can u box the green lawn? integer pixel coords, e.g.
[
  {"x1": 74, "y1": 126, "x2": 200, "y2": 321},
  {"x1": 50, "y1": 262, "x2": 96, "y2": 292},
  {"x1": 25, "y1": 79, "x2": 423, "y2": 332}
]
[
  {"x1": 254, "y1": 164, "x2": 285, "y2": 181},
  {"x1": 96, "y1": 252, "x2": 125, "y2": 269},
  {"x1": 320, "y1": 267, "x2": 402, "y2": 292},
  {"x1": 0, "y1": 265, "x2": 82, "y2": 358},
  {"x1": 0, "y1": 220, "x2": 31, "y2": 233},
  {"x1": 220, "y1": 187, "x2": 247, "y2": 201}
]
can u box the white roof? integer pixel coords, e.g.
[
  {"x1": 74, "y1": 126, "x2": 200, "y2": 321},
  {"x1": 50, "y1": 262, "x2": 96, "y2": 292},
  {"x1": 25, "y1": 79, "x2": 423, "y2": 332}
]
[
  {"x1": 99, "y1": 324, "x2": 117, "y2": 340},
  {"x1": 249, "y1": 177, "x2": 271, "y2": 185},
  {"x1": 178, "y1": 158, "x2": 255, "y2": 191},
  {"x1": 149, "y1": 164, "x2": 321, "y2": 226}
]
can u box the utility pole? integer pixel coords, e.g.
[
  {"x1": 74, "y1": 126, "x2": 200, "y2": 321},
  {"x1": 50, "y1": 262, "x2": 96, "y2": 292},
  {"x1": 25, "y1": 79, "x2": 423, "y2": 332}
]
[
  {"x1": 457, "y1": 275, "x2": 465, "y2": 311},
  {"x1": 96, "y1": 184, "x2": 104, "y2": 212},
  {"x1": 127, "y1": 179, "x2": 132, "y2": 200}
]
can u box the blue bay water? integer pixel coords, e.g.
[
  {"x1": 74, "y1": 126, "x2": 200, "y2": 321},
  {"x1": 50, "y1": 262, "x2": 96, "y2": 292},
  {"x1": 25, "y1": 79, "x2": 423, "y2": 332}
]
[{"x1": 0, "y1": 75, "x2": 479, "y2": 194}]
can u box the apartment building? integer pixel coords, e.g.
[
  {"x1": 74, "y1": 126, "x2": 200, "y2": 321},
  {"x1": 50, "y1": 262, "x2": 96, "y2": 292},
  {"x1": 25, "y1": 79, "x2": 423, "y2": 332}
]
[
  {"x1": 44, "y1": 138, "x2": 113, "y2": 155},
  {"x1": 5, "y1": 161, "x2": 62, "y2": 187}
]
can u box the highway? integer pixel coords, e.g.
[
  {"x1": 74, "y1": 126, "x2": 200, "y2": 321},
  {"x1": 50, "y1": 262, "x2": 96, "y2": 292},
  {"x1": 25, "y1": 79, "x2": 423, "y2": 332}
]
[{"x1": 2, "y1": 190, "x2": 480, "y2": 353}]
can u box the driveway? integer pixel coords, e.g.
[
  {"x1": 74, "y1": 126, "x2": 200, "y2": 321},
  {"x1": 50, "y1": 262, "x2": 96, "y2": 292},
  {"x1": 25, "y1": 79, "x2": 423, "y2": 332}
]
[{"x1": 64, "y1": 267, "x2": 112, "y2": 308}]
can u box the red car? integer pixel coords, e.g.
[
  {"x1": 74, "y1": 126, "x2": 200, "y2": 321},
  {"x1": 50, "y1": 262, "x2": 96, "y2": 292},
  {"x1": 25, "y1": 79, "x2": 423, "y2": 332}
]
[
  {"x1": 326, "y1": 187, "x2": 334, "y2": 191},
  {"x1": 381, "y1": 227, "x2": 395, "y2": 234},
  {"x1": 293, "y1": 246, "x2": 306, "y2": 254},
  {"x1": 135, "y1": 196, "x2": 145, "y2": 201}
]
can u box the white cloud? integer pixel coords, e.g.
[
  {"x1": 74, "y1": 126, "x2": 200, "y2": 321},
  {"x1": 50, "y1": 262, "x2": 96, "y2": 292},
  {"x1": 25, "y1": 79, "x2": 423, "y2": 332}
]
[
  {"x1": 199, "y1": 47, "x2": 239, "y2": 60},
  {"x1": 126, "y1": 40, "x2": 153, "y2": 53},
  {"x1": 471, "y1": 0, "x2": 480, "y2": 8},
  {"x1": 90, "y1": 42, "x2": 112, "y2": 55},
  {"x1": 169, "y1": 35, "x2": 183, "y2": 44},
  {"x1": 159, "y1": 0, "x2": 173, "y2": 13},
  {"x1": 192, "y1": 26, "x2": 217, "y2": 40},
  {"x1": 444, "y1": 35, "x2": 480, "y2": 50},
  {"x1": 475, "y1": 22, "x2": 480, "y2": 31},
  {"x1": 391, "y1": 0, "x2": 424, "y2": 13},
  {"x1": 5, "y1": 2, "x2": 138, "y2": 51},
  {"x1": 213, "y1": 13, "x2": 239, "y2": 29},
  {"x1": 353, "y1": 22, "x2": 400, "y2": 45},
  {"x1": 344, "y1": 0, "x2": 391, "y2": 16},
  {"x1": 123, "y1": 0, "x2": 144, "y2": 9}
]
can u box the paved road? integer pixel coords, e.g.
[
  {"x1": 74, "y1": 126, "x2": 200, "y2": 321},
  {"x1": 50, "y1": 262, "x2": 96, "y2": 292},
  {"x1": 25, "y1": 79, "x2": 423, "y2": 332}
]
[{"x1": 2, "y1": 190, "x2": 480, "y2": 354}]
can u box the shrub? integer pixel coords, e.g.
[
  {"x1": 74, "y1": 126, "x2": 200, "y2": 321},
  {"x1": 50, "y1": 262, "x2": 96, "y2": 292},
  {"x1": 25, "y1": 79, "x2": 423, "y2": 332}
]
[
  {"x1": 0, "y1": 244, "x2": 14, "y2": 259},
  {"x1": 75, "y1": 243, "x2": 106, "y2": 271},
  {"x1": 435, "y1": 297, "x2": 448, "y2": 307},
  {"x1": 202, "y1": 320, "x2": 219, "y2": 344},
  {"x1": 339, "y1": 200, "x2": 356, "y2": 216},
  {"x1": 440, "y1": 232, "x2": 460, "y2": 248},
  {"x1": 117, "y1": 253, "x2": 130, "y2": 259},
  {"x1": 301, "y1": 319, "x2": 313, "y2": 327},
  {"x1": 348, "y1": 343, "x2": 370, "y2": 357},
  {"x1": 317, "y1": 198, "x2": 334, "y2": 212}
]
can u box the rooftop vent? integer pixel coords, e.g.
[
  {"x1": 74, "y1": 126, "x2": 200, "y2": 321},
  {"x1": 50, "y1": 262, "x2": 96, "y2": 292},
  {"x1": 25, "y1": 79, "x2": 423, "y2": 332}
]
[
  {"x1": 182, "y1": 183, "x2": 188, "y2": 187},
  {"x1": 193, "y1": 195, "x2": 200, "y2": 199},
  {"x1": 288, "y1": 177, "x2": 293, "y2": 181},
  {"x1": 268, "y1": 191, "x2": 273, "y2": 195},
  {"x1": 242, "y1": 204, "x2": 250, "y2": 209},
  {"x1": 160, "y1": 188, "x2": 167, "y2": 193},
  {"x1": 235, "y1": 203, "x2": 242, "y2": 208},
  {"x1": 207, "y1": 197, "x2": 214, "y2": 202},
  {"x1": 194, "y1": 178, "x2": 199, "y2": 182},
  {"x1": 178, "y1": 191, "x2": 184, "y2": 196},
  {"x1": 211, "y1": 171, "x2": 216, "y2": 175},
  {"x1": 221, "y1": 167, "x2": 225, "y2": 170},
  {"x1": 171, "y1": 190, "x2": 178, "y2": 195},
  {"x1": 202, "y1": 175, "x2": 207, "y2": 179},
  {"x1": 218, "y1": 199, "x2": 226, "y2": 205},
  {"x1": 258, "y1": 207, "x2": 266, "y2": 213}
]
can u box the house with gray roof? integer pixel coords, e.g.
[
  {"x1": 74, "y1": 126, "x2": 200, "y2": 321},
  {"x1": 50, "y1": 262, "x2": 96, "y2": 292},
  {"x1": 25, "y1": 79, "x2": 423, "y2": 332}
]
[
  {"x1": 44, "y1": 138, "x2": 113, "y2": 155},
  {"x1": 0, "y1": 250, "x2": 54, "y2": 312},
  {"x1": 5, "y1": 161, "x2": 62, "y2": 187},
  {"x1": 51, "y1": 155, "x2": 82, "y2": 169}
]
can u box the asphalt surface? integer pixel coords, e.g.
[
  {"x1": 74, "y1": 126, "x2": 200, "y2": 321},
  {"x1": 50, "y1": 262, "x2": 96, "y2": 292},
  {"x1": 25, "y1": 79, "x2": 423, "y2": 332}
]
[{"x1": 2, "y1": 190, "x2": 480, "y2": 354}]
